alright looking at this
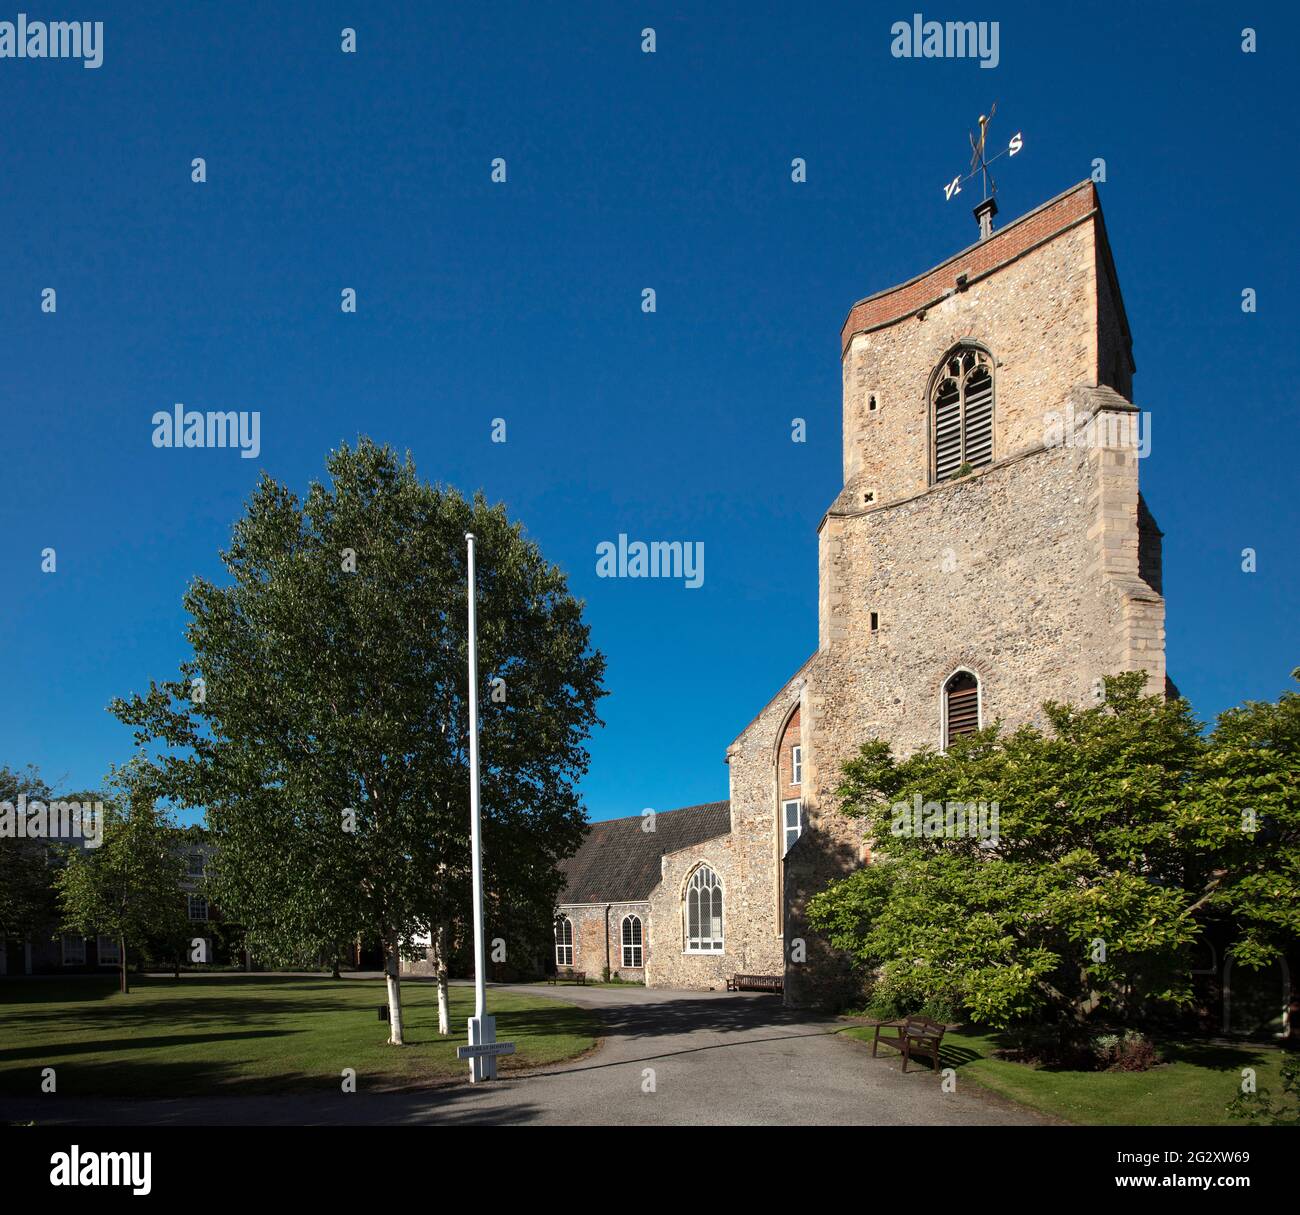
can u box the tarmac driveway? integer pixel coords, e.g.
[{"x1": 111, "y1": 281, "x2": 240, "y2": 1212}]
[{"x1": 1, "y1": 982, "x2": 1046, "y2": 1126}]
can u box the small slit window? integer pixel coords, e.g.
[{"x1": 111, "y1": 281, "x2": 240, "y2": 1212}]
[
  {"x1": 943, "y1": 670, "x2": 980, "y2": 746},
  {"x1": 869, "y1": 611, "x2": 880, "y2": 633},
  {"x1": 932, "y1": 346, "x2": 994, "y2": 482}
]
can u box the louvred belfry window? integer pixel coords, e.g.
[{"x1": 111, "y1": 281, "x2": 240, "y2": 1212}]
[
  {"x1": 944, "y1": 671, "x2": 980, "y2": 745},
  {"x1": 933, "y1": 347, "x2": 995, "y2": 482}
]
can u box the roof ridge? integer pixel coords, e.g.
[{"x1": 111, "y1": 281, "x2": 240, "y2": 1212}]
[{"x1": 585, "y1": 798, "x2": 729, "y2": 829}]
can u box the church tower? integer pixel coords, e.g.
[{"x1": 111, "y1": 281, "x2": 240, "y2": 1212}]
[
  {"x1": 780, "y1": 179, "x2": 1166, "y2": 1001},
  {"x1": 641, "y1": 182, "x2": 1167, "y2": 1003}
]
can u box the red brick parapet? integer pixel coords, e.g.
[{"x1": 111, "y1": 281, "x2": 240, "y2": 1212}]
[{"x1": 840, "y1": 180, "x2": 1099, "y2": 356}]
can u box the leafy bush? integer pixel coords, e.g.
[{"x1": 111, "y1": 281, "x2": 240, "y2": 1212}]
[
  {"x1": 1092, "y1": 1029, "x2": 1159, "y2": 1072},
  {"x1": 808, "y1": 670, "x2": 1300, "y2": 1031},
  {"x1": 1228, "y1": 1053, "x2": 1300, "y2": 1125}
]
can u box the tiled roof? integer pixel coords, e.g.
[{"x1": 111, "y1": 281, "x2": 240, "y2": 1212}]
[{"x1": 557, "y1": 801, "x2": 731, "y2": 904}]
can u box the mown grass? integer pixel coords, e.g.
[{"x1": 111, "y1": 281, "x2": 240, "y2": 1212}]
[
  {"x1": 843, "y1": 1024, "x2": 1290, "y2": 1125},
  {"x1": 0, "y1": 975, "x2": 598, "y2": 1098}
]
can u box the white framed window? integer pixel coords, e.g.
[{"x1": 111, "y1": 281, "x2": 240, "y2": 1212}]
[
  {"x1": 783, "y1": 799, "x2": 804, "y2": 855},
  {"x1": 554, "y1": 915, "x2": 573, "y2": 968},
  {"x1": 684, "y1": 866, "x2": 723, "y2": 952},
  {"x1": 188, "y1": 894, "x2": 208, "y2": 922},
  {"x1": 621, "y1": 914, "x2": 643, "y2": 968},
  {"x1": 187, "y1": 851, "x2": 205, "y2": 877},
  {"x1": 97, "y1": 935, "x2": 120, "y2": 966},
  {"x1": 791, "y1": 744, "x2": 802, "y2": 786},
  {"x1": 61, "y1": 934, "x2": 86, "y2": 966}
]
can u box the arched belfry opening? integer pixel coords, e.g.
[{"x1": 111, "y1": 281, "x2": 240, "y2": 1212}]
[{"x1": 931, "y1": 344, "x2": 994, "y2": 482}]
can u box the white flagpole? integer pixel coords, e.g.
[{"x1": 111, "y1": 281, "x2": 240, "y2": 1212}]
[{"x1": 464, "y1": 531, "x2": 496, "y2": 1081}]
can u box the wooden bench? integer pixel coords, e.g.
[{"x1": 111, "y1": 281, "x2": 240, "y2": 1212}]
[
  {"x1": 726, "y1": 974, "x2": 783, "y2": 993},
  {"x1": 548, "y1": 969, "x2": 586, "y2": 985},
  {"x1": 871, "y1": 1015, "x2": 946, "y2": 1073}
]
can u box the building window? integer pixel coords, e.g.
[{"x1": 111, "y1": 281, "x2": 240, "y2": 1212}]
[
  {"x1": 684, "y1": 866, "x2": 724, "y2": 952},
  {"x1": 932, "y1": 345, "x2": 994, "y2": 482},
  {"x1": 869, "y1": 611, "x2": 880, "y2": 633},
  {"x1": 868, "y1": 393, "x2": 879, "y2": 412},
  {"x1": 188, "y1": 894, "x2": 208, "y2": 922},
  {"x1": 621, "y1": 915, "x2": 643, "y2": 968},
  {"x1": 943, "y1": 670, "x2": 981, "y2": 747},
  {"x1": 187, "y1": 851, "x2": 205, "y2": 877},
  {"x1": 791, "y1": 744, "x2": 802, "y2": 786},
  {"x1": 554, "y1": 915, "x2": 573, "y2": 968},
  {"x1": 97, "y1": 935, "x2": 120, "y2": 966},
  {"x1": 783, "y1": 799, "x2": 804, "y2": 855},
  {"x1": 61, "y1": 934, "x2": 86, "y2": 966}
]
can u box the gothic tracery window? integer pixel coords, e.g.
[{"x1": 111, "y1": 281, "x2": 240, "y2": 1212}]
[
  {"x1": 932, "y1": 345, "x2": 994, "y2": 482},
  {"x1": 684, "y1": 866, "x2": 724, "y2": 952}
]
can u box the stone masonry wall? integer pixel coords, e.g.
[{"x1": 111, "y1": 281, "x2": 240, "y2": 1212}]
[
  {"x1": 646, "y1": 672, "x2": 808, "y2": 990},
  {"x1": 840, "y1": 217, "x2": 1098, "y2": 501},
  {"x1": 555, "y1": 901, "x2": 650, "y2": 982}
]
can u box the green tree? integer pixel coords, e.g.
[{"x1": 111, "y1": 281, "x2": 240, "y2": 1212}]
[
  {"x1": 1193, "y1": 673, "x2": 1300, "y2": 1039},
  {"x1": 111, "y1": 439, "x2": 605, "y2": 1042},
  {"x1": 807, "y1": 672, "x2": 1300, "y2": 1037},
  {"x1": 54, "y1": 763, "x2": 188, "y2": 994},
  {"x1": 0, "y1": 765, "x2": 59, "y2": 942}
]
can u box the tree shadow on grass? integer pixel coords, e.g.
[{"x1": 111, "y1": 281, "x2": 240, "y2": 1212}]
[
  {"x1": 0, "y1": 1028, "x2": 299, "y2": 1067},
  {"x1": 1, "y1": 1079, "x2": 549, "y2": 1126}
]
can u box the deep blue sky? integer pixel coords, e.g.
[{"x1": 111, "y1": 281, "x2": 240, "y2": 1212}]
[{"x1": 2, "y1": 3, "x2": 1296, "y2": 823}]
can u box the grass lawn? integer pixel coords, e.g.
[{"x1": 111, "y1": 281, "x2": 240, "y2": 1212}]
[
  {"x1": 843, "y1": 1024, "x2": 1290, "y2": 1125},
  {"x1": 0, "y1": 975, "x2": 599, "y2": 1098}
]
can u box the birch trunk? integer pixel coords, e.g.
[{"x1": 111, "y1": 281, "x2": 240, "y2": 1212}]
[
  {"x1": 436, "y1": 923, "x2": 450, "y2": 1036},
  {"x1": 119, "y1": 935, "x2": 129, "y2": 995},
  {"x1": 384, "y1": 939, "x2": 405, "y2": 1045}
]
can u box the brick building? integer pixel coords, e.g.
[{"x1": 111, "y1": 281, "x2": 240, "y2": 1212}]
[{"x1": 556, "y1": 181, "x2": 1167, "y2": 1002}]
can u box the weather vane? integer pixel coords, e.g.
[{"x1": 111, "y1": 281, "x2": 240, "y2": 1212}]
[{"x1": 943, "y1": 103, "x2": 1024, "y2": 237}]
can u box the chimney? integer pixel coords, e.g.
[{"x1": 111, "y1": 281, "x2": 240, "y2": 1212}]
[{"x1": 974, "y1": 197, "x2": 998, "y2": 240}]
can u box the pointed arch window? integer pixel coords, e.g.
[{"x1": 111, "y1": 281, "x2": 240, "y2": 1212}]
[
  {"x1": 554, "y1": 915, "x2": 573, "y2": 968},
  {"x1": 621, "y1": 915, "x2": 643, "y2": 968},
  {"x1": 684, "y1": 866, "x2": 724, "y2": 952},
  {"x1": 932, "y1": 346, "x2": 994, "y2": 482},
  {"x1": 943, "y1": 670, "x2": 981, "y2": 747}
]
